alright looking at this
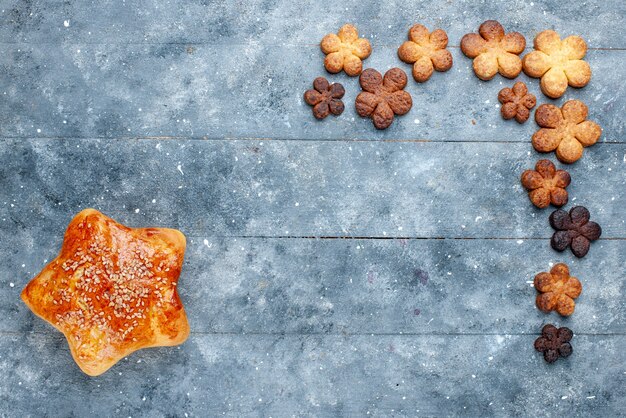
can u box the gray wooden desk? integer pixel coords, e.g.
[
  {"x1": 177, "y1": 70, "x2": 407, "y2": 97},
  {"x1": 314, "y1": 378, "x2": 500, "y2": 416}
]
[{"x1": 0, "y1": 0, "x2": 624, "y2": 416}]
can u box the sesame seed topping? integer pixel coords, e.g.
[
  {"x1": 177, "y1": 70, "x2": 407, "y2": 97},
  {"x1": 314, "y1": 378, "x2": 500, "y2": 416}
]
[{"x1": 47, "y1": 222, "x2": 179, "y2": 360}]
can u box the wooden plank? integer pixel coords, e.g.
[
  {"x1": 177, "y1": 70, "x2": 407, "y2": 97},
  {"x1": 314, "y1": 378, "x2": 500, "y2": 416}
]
[
  {"x1": 0, "y1": 45, "x2": 623, "y2": 141},
  {"x1": 1, "y1": 1, "x2": 624, "y2": 415},
  {"x1": 1, "y1": 139, "x2": 623, "y2": 238},
  {"x1": 1, "y1": 333, "x2": 624, "y2": 416},
  {"x1": 1, "y1": 0, "x2": 625, "y2": 48},
  {"x1": 4, "y1": 237, "x2": 625, "y2": 334}
]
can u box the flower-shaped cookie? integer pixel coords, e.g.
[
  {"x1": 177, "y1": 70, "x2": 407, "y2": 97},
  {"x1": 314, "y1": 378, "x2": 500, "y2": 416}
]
[
  {"x1": 320, "y1": 24, "x2": 372, "y2": 76},
  {"x1": 532, "y1": 100, "x2": 601, "y2": 164},
  {"x1": 523, "y1": 30, "x2": 591, "y2": 99},
  {"x1": 534, "y1": 324, "x2": 573, "y2": 363},
  {"x1": 304, "y1": 77, "x2": 345, "y2": 120},
  {"x1": 460, "y1": 20, "x2": 526, "y2": 80},
  {"x1": 498, "y1": 82, "x2": 536, "y2": 123},
  {"x1": 534, "y1": 263, "x2": 582, "y2": 316},
  {"x1": 355, "y1": 68, "x2": 413, "y2": 130},
  {"x1": 550, "y1": 206, "x2": 601, "y2": 258},
  {"x1": 397, "y1": 24, "x2": 453, "y2": 82},
  {"x1": 521, "y1": 159, "x2": 570, "y2": 208}
]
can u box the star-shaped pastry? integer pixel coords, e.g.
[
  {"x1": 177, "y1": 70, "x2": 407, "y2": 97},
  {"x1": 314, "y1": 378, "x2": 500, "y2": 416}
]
[{"x1": 21, "y1": 209, "x2": 189, "y2": 376}]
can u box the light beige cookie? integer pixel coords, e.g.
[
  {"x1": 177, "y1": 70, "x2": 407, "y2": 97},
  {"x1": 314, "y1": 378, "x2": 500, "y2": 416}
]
[
  {"x1": 397, "y1": 24, "x2": 453, "y2": 82},
  {"x1": 460, "y1": 20, "x2": 526, "y2": 80},
  {"x1": 321, "y1": 24, "x2": 371, "y2": 76},
  {"x1": 523, "y1": 30, "x2": 591, "y2": 98}
]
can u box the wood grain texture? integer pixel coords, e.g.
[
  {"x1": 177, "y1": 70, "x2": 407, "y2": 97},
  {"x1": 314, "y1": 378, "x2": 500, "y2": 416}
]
[
  {"x1": 1, "y1": 0, "x2": 625, "y2": 48},
  {"x1": 4, "y1": 237, "x2": 625, "y2": 335},
  {"x1": 1, "y1": 139, "x2": 623, "y2": 238},
  {"x1": 1, "y1": 0, "x2": 625, "y2": 415},
  {"x1": 1, "y1": 45, "x2": 623, "y2": 141},
  {"x1": 1, "y1": 334, "x2": 624, "y2": 416}
]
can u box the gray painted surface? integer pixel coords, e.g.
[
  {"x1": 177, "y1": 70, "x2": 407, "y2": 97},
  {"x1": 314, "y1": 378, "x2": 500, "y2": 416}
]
[
  {"x1": 0, "y1": 0, "x2": 624, "y2": 416},
  {"x1": 2, "y1": 0, "x2": 625, "y2": 47},
  {"x1": 1, "y1": 334, "x2": 625, "y2": 416},
  {"x1": 1, "y1": 139, "x2": 624, "y2": 238},
  {"x1": 1, "y1": 46, "x2": 624, "y2": 141},
  {"x1": 3, "y1": 237, "x2": 625, "y2": 335}
]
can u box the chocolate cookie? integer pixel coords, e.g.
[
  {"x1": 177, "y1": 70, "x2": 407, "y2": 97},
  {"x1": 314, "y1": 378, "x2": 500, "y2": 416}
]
[
  {"x1": 549, "y1": 206, "x2": 601, "y2": 258},
  {"x1": 498, "y1": 82, "x2": 536, "y2": 123},
  {"x1": 304, "y1": 77, "x2": 345, "y2": 119},
  {"x1": 355, "y1": 68, "x2": 412, "y2": 129},
  {"x1": 534, "y1": 324, "x2": 573, "y2": 363}
]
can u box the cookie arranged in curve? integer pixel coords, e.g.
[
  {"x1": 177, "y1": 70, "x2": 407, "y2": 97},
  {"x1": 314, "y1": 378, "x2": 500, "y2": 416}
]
[
  {"x1": 397, "y1": 24, "x2": 453, "y2": 82},
  {"x1": 304, "y1": 77, "x2": 345, "y2": 119},
  {"x1": 534, "y1": 324, "x2": 573, "y2": 363},
  {"x1": 532, "y1": 100, "x2": 601, "y2": 164},
  {"x1": 498, "y1": 81, "x2": 536, "y2": 123},
  {"x1": 460, "y1": 20, "x2": 526, "y2": 80},
  {"x1": 523, "y1": 30, "x2": 591, "y2": 99},
  {"x1": 521, "y1": 159, "x2": 570, "y2": 208},
  {"x1": 355, "y1": 68, "x2": 413, "y2": 130},
  {"x1": 320, "y1": 24, "x2": 372, "y2": 76},
  {"x1": 534, "y1": 263, "x2": 582, "y2": 316},
  {"x1": 549, "y1": 206, "x2": 602, "y2": 258}
]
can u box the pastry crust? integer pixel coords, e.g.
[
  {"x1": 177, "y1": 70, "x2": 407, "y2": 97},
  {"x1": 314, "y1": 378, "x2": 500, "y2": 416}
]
[
  {"x1": 320, "y1": 24, "x2": 371, "y2": 76},
  {"x1": 21, "y1": 209, "x2": 189, "y2": 376},
  {"x1": 522, "y1": 30, "x2": 591, "y2": 98},
  {"x1": 460, "y1": 20, "x2": 525, "y2": 80}
]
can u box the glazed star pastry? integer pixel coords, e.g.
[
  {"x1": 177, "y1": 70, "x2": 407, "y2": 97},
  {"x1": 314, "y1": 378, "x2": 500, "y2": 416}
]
[{"x1": 21, "y1": 209, "x2": 189, "y2": 376}]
